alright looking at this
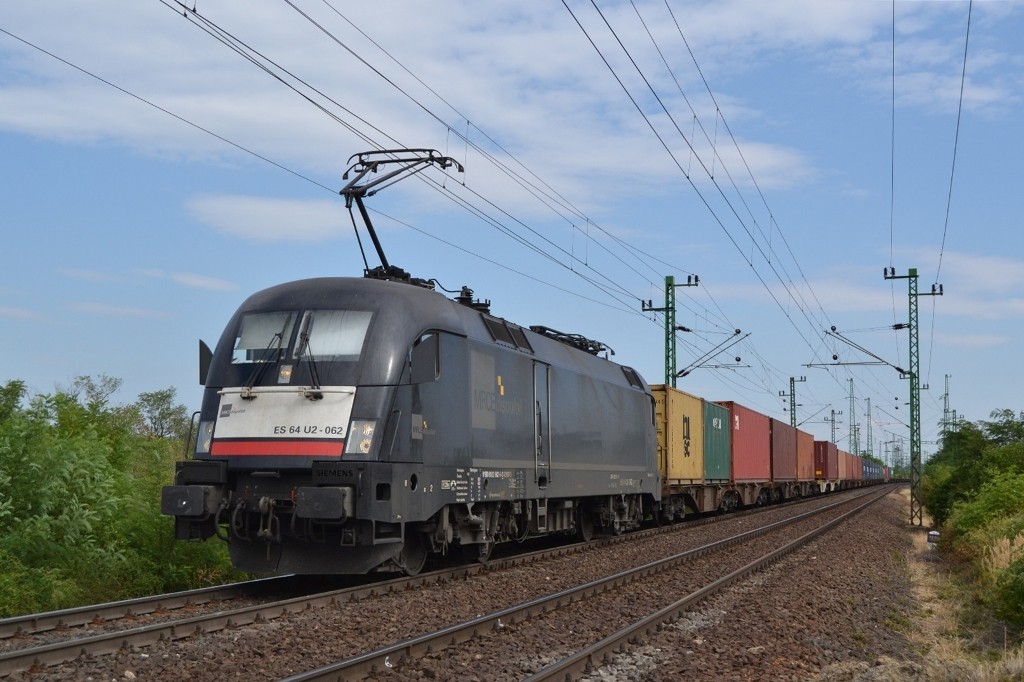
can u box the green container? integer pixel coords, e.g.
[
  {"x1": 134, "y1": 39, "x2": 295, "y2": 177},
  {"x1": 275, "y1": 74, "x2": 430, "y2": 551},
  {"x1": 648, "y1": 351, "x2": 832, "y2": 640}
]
[{"x1": 702, "y1": 400, "x2": 731, "y2": 481}]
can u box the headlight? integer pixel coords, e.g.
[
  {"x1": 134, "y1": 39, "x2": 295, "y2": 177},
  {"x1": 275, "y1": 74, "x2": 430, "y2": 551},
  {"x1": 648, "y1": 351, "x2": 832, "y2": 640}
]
[
  {"x1": 195, "y1": 420, "x2": 214, "y2": 455},
  {"x1": 277, "y1": 364, "x2": 294, "y2": 383},
  {"x1": 348, "y1": 419, "x2": 377, "y2": 455}
]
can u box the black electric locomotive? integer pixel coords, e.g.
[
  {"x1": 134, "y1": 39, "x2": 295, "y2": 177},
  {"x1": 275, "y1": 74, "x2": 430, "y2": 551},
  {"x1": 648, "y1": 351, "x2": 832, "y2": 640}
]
[
  {"x1": 162, "y1": 276, "x2": 659, "y2": 574},
  {"x1": 161, "y1": 150, "x2": 660, "y2": 574}
]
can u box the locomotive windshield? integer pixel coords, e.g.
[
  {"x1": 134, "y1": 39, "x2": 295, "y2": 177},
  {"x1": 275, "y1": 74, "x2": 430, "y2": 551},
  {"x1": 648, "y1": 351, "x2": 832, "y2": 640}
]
[
  {"x1": 232, "y1": 311, "x2": 296, "y2": 364},
  {"x1": 291, "y1": 310, "x2": 372, "y2": 362},
  {"x1": 231, "y1": 309, "x2": 373, "y2": 364}
]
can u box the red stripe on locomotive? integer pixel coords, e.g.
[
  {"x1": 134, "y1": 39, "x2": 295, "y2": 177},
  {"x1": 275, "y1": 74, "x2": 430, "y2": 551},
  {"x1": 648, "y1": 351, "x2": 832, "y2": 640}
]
[{"x1": 211, "y1": 439, "x2": 345, "y2": 457}]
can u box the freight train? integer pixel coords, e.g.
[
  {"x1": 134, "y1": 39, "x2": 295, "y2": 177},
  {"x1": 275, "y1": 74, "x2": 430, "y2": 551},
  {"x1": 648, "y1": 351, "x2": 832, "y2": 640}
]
[
  {"x1": 161, "y1": 274, "x2": 886, "y2": 575},
  {"x1": 160, "y1": 149, "x2": 887, "y2": 576}
]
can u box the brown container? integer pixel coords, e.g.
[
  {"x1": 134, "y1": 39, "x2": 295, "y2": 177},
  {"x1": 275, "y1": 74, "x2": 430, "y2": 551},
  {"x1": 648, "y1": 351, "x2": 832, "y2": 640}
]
[
  {"x1": 769, "y1": 418, "x2": 797, "y2": 482},
  {"x1": 651, "y1": 385, "x2": 704, "y2": 483},
  {"x1": 853, "y1": 454, "x2": 863, "y2": 481},
  {"x1": 796, "y1": 429, "x2": 814, "y2": 482},
  {"x1": 838, "y1": 449, "x2": 850, "y2": 480},
  {"x1": 813, "y1": 440, "x2": 839, "y2": 479},
  {"x1": 717, "y1": 401, "x2": 771, "y2": 481}
]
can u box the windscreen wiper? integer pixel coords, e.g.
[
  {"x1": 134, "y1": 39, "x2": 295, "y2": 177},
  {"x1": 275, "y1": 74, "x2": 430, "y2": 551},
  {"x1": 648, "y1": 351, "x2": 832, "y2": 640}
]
[
  {"x1": 295, "y1": 313, "x2": 323, "y2": 400},
  {"x1": 240, "y1": 314, "x2": 293, "y2": 398}
]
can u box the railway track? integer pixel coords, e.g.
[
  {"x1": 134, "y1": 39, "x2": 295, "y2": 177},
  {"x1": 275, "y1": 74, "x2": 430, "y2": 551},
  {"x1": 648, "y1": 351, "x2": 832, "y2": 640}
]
[
  {"x1": 524, "y1": 486, "x2": 894, "y2": 682},
  {"x1": 276, "y1": 487, "x2": 891, "y2": 681},
  {"x1": 0, "y1": 502, "x2": 743, "y2": 676},
  {"x1": 0, "y1": 486, "x2": 884, "y2": 679},
  {"x1": 0, "y1": 575, "x2": 322, "y2": 643}
]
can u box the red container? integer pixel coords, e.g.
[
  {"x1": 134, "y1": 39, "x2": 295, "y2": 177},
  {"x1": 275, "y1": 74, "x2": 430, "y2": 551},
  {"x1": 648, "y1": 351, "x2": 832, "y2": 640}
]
[
  {"x1": 769, "y1": 418, "x2": 797, "y2": 482},
  {"x1": 838, "y1": 449, "x2": 849, "y2": 481},
  {"x1": 853, "y1": 454, "x2": 863, "y2": 481},
  {"x1": 717, "y1": 401, "x2": 770, "y2": 481},
  {"x1": 813, "y1": 441, "x2": 838, "y2": 479},
  {"x1": 796, "y1": 429, "x2": 814, "y2": 482}
]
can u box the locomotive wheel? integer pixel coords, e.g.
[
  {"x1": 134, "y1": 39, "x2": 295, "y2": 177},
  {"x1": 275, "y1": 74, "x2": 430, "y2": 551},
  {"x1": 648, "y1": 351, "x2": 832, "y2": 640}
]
[
  {"x1": 400, "y1": 532, "x2": 429, "y2": 576},
  {"x1": 577, "y1": 507, "x2": 595, "y2": 542},
  {"x1": 476, "y1": 540, "x2": 494, "y2": 564}
]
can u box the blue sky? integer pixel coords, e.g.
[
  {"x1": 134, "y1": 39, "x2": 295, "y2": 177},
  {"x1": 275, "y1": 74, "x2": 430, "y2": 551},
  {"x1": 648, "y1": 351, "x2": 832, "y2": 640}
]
[{"x1": 2, "y1": 1, "x2": 1022, "y2": 464}]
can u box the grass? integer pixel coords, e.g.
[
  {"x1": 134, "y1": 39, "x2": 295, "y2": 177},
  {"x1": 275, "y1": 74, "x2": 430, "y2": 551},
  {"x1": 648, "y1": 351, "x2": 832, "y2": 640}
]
[
  {"x1": 897, "y1": 493, "x2": 1024, "y2": 680},
  {"x1": 811, "y1": 489, "x2": 1024, "y2": 681}
]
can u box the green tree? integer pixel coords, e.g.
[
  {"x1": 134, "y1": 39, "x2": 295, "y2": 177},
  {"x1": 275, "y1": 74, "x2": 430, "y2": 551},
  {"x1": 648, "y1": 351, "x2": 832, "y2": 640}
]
[
  {"x1": 0, "y1": 378, "x2": 239, "y2": 617},
  {"x1": 136, "y1": 387, "x2": 191, "y2": 441},
  {"x1": 981, "y1": 409, "x2": 1024, "y2": 448},
  {"x1": 995, "y1": 557, "x2": 1024, "y2": 625},
  {"x1": 947, "y1": 470, "x2": 1024, "y2": 539},
  {"x1": 922, "y1": 421, "x2": 988, "y2": 526},
  {"x1": 924, "y1": 407, "x2": 1024, "y2": 627},
  {"x1": 0, "y1": 379, "x2": 24, "y2": 422}
]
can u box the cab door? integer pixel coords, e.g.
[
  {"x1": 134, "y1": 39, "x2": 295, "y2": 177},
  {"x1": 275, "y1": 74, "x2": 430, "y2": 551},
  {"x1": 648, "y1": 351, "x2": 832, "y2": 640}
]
[{"x1": 534, "y1": 362, "x2": 551, "y2": 488}]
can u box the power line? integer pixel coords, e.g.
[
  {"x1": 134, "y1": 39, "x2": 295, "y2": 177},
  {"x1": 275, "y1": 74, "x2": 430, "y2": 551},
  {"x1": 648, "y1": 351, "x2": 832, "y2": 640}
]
[
  {"x1": 166, "y1": 0, "x2": 839, "y2": 406},
  {"x1": 0, "y1": 25, "x2": 335, "y2": 194},
  {"x1": 935, "y1": 0, "x2": 973, "y2": 285},
  {"x1": 567, "y1": 0, "x2": 883, "y2": 413},
  {"x1": 7, "y1": 5, "x2": 929, "y2": 433},
  {"x1": 162, "y1": 0, "x2": 667, "y2": 315},
  {"x1": 927, "y1": 0, "x2": 973, "y2": 386}
]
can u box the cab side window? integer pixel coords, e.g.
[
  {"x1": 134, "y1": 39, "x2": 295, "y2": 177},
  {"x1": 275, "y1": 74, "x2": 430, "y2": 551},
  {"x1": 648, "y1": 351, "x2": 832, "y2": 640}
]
[{"x1": 410, "y1": 332, "x2": 440, "y2": 383}]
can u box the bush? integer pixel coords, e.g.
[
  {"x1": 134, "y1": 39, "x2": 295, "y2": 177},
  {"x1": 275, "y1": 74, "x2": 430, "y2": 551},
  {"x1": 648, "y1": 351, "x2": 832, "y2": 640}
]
[
  {"x1": 995, "y1": 557, "x2": 1024, "y2": 626},
  {"x1": 922, "y1": 409, "x2": 1024, "y2": 635},
  {"x1": 0, "y1": 379, "x2": 243, "y2": 617},
  {"x1": 948, "y1": 471, "x2": 1024, "y2": 546}
]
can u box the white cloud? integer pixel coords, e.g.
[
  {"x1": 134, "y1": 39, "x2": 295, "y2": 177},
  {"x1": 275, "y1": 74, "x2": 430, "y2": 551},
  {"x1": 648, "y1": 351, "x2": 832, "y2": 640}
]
[
  {"x1": 0, "y1": 306, "x2": 48, "y2": 322},
  {"x1": 58, "y1": 268, "x2": 121, "y2": 282},
  {"x1": 186, "y1": 194, "x2": 348, "y2": 242},
  {"x1": 940, "y1": 295, "x2": 1024, "y2": 321},
  {"x1": 137, "y1": 269, "x2": 237, "y2": 292},
  {"x1": 935, "y1": 332, "x2": 1010, "y2": 349},
  {"x1": 0, "y1": 1, "x2": 854, "y2": 207},
  {"x1": 894, "y1": 250, "x2": 1024, "y2": 314},
  {"x1": 71, "y1": 302, "x2": 168, "y2": 318},
  {"x1": 169, "y1": 272, "x2": 238, "y2": 292},
  {"x1": 934, "y1": 252, "x2": 1024, "y2": 296}
]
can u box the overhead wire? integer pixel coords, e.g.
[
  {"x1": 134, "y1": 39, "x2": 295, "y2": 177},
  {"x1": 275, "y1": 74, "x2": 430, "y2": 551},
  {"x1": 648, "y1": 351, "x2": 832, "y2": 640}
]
[
  {"x1": 314, "y1": 0, "x2": 675, "y2": 284},
  {"x1": 660, "y1": 0, "x2": 834, "y2": 337},
  {"x1": 210, "y1": 0, "x2": 785, "y2": 397},
  {"x1": 7, "y1": 3, "x2": 929, "y2": 438},
  {"x1": 638, "y1": 0, "x2": 842, "y2": 412},
  {"x1": 597, "y1": 1, "x2": 928, "y2": 436},
  {"x1": 163, "y1": 0, "x2": 661, "y2": 313},
  {"x1": 284, "y1": 0, "x2": 676, "y2": 296},
  {"x1": 658, "y1": 1, "x2": 928, "y2": 428},
  {"x1": 934, "y1": 0, "x2": 973, "y2": 286},
  {"x1": 277, "y1": 0, "x2": 751, "y2": 359},
  {"x1": 0, "y1": 26, "x2": 334, "y2": 194},
  {"x1": 566, "y1": 0, "x2": 869, "y2": 412},
  {"x1": 1, "y1": 17, "x2": 653, "y2": 327},
  {"x1": 927, "y1": 0, "x2": 973, "y2": 386},
  {"x1": 889, "y1": 0, "x2": 903, "y2": 372}
]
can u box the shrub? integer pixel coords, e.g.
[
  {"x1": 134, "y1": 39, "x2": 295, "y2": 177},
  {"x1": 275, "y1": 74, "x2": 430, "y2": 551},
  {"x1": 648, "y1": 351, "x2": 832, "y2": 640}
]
[
  {"x1": 995, "y1": 557, "x2": 1024, "y2": 626},
  {"x1": 948, "y1": 471, "x2": 1024, "y2": 544},
  {"x1": 0, "y1": 379, "x2": 244, "y2": 617}
]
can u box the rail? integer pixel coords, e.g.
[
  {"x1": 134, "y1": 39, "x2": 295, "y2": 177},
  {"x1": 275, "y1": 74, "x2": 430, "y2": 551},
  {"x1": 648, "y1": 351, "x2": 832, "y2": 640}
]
[{"x1": 276, "y1": 487, "x2": 887, "y2": 681}]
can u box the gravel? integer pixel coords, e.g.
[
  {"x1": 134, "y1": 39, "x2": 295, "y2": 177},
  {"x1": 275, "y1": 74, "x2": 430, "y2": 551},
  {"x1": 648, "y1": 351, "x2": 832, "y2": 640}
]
[
  {"x1": 606, "y1": 489, "x2": 920, "y2": 681},
  {"x1": 16, "y1": 488, "x2": 918, "y2": 681}
]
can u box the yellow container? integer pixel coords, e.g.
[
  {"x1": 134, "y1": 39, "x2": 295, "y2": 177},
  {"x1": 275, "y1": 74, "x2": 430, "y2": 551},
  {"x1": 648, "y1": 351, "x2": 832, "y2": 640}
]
[{"x1": 651, "y1": 385, "x2": 705, "y2": 483}]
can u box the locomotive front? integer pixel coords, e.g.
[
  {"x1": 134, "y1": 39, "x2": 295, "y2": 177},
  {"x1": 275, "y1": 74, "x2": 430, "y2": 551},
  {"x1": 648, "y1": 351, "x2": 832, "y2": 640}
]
[{"x1": 161, "y1": 277, "x2": 455, "y2": 574}]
